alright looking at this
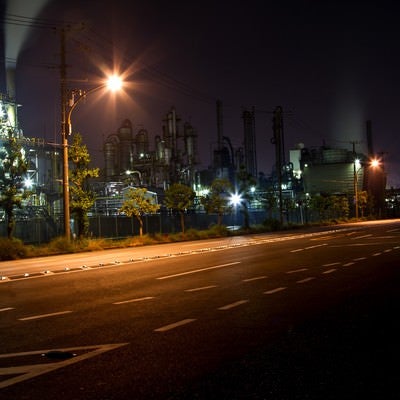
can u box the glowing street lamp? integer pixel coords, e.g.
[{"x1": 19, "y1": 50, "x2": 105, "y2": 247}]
[
  {"x1": 229, "y1": 192, "x2": 242, "y2": 229},
  {"x1": 229, "y1": 192, "x2": 242, "y2": 206},
  {"x1": 353, "y1": 158, "x2": 362, "y2": 219},
  {"x1": 370, "y1": 158, "x2": 380, "y2": 168},
  {"x1": 61, "y1": 75, "x2": 123, "y2": 239}
]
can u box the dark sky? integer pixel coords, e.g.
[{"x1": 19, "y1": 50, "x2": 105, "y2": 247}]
[{"x1": 2, "y1": 0, "x2": 400, "y2": 186}]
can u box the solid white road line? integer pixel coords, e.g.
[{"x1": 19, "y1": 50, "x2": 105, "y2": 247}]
[
  {"x1": 157, "y1": 262, "x2": 240, "y2": 280},
  {"x1": 264, "y1": 287, "x2": 287, "y2": 295},
  {"x1": 154, "y1": 319, "x2": 196, "y2": 332},
  {"x1": 218, "y1": 300, "x2": 249, "y2": 310},
  {"x1": 113, "y1": 297, "x2": 155, "y2": 305},
  {"x1": 18, "y1": 311, "x2": 73, "y2": 321}
]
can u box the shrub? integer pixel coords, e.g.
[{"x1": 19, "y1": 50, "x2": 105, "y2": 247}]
[
  {"x1": 207, "y1": 224, "x2": 229, "y2": 237},
  {"x1": 0, "y1": 237, "x2": 29, "y2": 260},
  {"x1": 263, "y1": 218, "x2": 281, "y2": 231}
]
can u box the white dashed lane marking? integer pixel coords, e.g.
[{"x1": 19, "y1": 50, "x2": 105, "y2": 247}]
[
  {"x1": 0, "y1": 307, "x2": 14, "y2": 312},
  {"x1": 242, "y1": 276, "x2": 267, "y2": 282},
  {"x1": 296, "y1": 277, "x2": 315, "y2": 284},
  {"x1": 113, "y1": 297, "x2": 155, "y2": 305},
  {"x1": 184, "y1": 285, "x2": 217, "y2": 292},
  {"x1": 154, "y1": 319, "x2": 196, "y2": 332},
  {"x1": 322, "y1": 269, "x2": 336, "y2": 274},
  {"x1": 264, "y1": 287, "x2": 287, "y2": 295},
  {"x1": 157, "y1": 262, "x2": 240, "y2": 280},
  {"x1": 342, "y1": 262, "x2": 355, "y2": 267},
  {"x1": 286, "y1": 268, "x2": 308, "y2": 274},
  {"x1": 218, "y1": 300, "x2": 249, "y2": 311},
  {"x1": 18, "y1": 311, "x2": 73, "y2": 321}
]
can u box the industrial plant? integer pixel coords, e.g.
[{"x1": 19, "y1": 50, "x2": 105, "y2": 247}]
[{"x1": 0, "y1": 12, "x2": 392, "y2": 243}]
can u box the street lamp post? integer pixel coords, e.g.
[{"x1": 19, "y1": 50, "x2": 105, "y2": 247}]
[
  {"x1": 61, "y1": 76, "x2": 122, "y2": 239},
  {"x1": 353, "y1": 158, "x2": 362, "y2": 219},
  {"x1": 229, "y1": 192, "x2": 242, "y2": 229}
]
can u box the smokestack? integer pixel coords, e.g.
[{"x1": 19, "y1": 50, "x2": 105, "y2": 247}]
[
  {"x1": 216, "y1": 100, "x2": 223, "y2": 150},
  {"x1": 6, "y1": 64, "x2": 16, "y2": 99}
]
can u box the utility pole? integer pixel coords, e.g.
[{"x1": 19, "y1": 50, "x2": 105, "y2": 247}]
[
  {"x1": 271, "y1": 106, "x2": 284, "y2": 225},
  {"x1": 60, "y1": 28, "x2": 70, "y2": 240}
]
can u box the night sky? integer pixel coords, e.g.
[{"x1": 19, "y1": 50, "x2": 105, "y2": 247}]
[{"x1": 2, "y1": 0, "x2": 400, "y2": 186}]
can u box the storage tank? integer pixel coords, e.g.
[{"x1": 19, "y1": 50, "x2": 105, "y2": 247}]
[
  {"x1": 117, "y1": 120, "x2": 133, "y2": 172},
  {"x1": 155, "y1": 135, "x2": 166, "y2": 162},
  {"x1": 183, "y1": 122, "x2": 197, "y2": 163},
  {"x1": 104, "y1": 139, "x2": 118, "y2": 179},
  {"x1": 135, "y1": 129, "x2": 149, "y2": 155},
  {"x1": 322, "y1": 148, "x2": 348, "y2": 163}
]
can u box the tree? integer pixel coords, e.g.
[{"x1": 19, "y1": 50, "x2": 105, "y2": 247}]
[
  {"x1": 68, "y1": 133, "x2": 99, "y2": 239},
  {"x1": 119, "y1": 187, "x2": 160, "y2": 236},
  {"x1": 261, "y1": 188, "x2": 278, "y2": 220},
  {"x1": 200, "y1": 178, "x2": 233, "y2": 225},
  {"x1": 0, "y1": 131, "x2": 29, "y2": 238},
  {"x1": 164, "y1": 183, "x2": 195, "y2": 234},
  {"x1": 309, "y1": 195, "x2": 328, "y2": 221},
  {"x1": 357, "y1": 190, "x2": 368, "y2": 218}
]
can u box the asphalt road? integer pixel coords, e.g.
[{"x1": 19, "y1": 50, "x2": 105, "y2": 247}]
[{"x1": 1, "y1": 220, "x2": 399, "y2": 399}]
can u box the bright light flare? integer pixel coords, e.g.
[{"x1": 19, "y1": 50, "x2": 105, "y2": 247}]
[
  {"x1": 24, "y1": 177, "x2": 33, "y2": 189},
  {"x1": 229, "y1": 193, "x2": 242, "y2": 206},
  {"x1": 370, "y1": 158, "x2": 380, "y2": 168},
  {"x1": 107, "y1": 75, "x2": 123, "y2": 91}
]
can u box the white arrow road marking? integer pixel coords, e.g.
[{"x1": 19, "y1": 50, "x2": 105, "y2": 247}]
[{"x1": 0, "y1": 343, "x2": 128, "y2": 389}]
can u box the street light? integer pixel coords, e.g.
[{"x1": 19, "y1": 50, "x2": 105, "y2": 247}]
[
  {"x1": 353, "y1": 158, "x2": 361, "y2": 219},
  {"x1": 229, "y1": 192, "x2": 242, "y2": 229},
  {"x1": 61, "y1": 75, "x2": 123, "y2": 239}
]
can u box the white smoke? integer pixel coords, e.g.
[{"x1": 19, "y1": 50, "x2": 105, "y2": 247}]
[{"x1": 5, "y1": 0, "x2": 50, "y2": 98}]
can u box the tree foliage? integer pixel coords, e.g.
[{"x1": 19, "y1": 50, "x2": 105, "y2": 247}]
[
  {"x1": 119, "y1": 187, "x2": 160, "y2": 236},
  {"x1": 310, "y1": 194, "x2": 349, "y2": 221},
  {"x1": 164, "y1": 183, "x2": 195, "y2": 233},
  {"x1": 200, "y1": 178, "x2": 233, "y2": 225},
  {"x1": 0, "y1": 131, "x2": 29, "y2": 238},
  {"x1": 68, "y1": 133, "x2": 99, "y2": 239}
]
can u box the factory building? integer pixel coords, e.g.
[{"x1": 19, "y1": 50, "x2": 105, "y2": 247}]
[
  {"x1": 290, "y1": 145, "x2": 365, "y2": 196},
  {"x1": 102, "y1": 107, "x2": 199, "y2": 189}
]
